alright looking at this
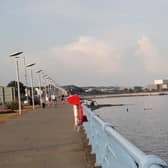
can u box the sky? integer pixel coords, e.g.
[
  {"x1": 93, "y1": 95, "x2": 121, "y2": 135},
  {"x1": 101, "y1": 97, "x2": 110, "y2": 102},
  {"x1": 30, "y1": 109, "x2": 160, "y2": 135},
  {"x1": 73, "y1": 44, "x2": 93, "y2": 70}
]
[{"x1": 1, "y1": 0, "x2": 168, "y2": 87}]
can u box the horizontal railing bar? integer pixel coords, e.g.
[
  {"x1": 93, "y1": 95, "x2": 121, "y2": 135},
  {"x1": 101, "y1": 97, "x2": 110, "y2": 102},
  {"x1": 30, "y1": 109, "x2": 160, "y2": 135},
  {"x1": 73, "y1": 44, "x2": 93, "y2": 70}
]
[
  {"x1": 105, "y1": 126, "x2": 145, "y2": 164},
  {"x1": 87, "y1": 107, "x2": 146, "y2": 165},
  {"x1": 83, "y1": 104, "x2": 168, "y2": 168}
]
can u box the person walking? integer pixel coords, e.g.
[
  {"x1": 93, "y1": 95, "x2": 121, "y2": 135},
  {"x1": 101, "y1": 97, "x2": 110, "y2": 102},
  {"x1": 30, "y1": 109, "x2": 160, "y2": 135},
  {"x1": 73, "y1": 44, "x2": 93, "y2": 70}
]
[
  {"x1": 41, "y1": 97, "x2": 46, "y2": 108},
  {"x1": 61, "y1": 94, "x2": 65, "y2": 103}
]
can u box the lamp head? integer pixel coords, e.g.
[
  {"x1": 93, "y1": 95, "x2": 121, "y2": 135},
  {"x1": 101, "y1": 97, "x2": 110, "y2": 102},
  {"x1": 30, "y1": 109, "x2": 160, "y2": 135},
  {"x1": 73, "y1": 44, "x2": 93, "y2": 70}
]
[
  {"x1": 26, "y1": 63, "x2": 36, "y2": 67},
  {"x1": 36, "y1": 70, "x2": 42, "y2": 73},
  {"x1": 9, "y1": 51, "x2": 23, "y2": 57}
]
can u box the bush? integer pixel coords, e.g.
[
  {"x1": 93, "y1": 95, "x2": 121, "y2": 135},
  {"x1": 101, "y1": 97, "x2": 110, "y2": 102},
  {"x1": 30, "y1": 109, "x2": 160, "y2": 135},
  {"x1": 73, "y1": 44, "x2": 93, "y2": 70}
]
[{"x1": 5, "y1": 101, "x2": 20, "y2": 110}]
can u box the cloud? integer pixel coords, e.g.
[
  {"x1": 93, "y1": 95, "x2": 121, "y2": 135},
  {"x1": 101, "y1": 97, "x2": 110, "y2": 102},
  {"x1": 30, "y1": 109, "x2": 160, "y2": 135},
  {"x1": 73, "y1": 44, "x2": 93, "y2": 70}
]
[
  {"x1": 136, "y1": 35, "x2": 167, "y2": 73},
  {"x1": 51, "y1": 36, "x2": 123, "y2": 76},
  {"x1": 16, "y1": 35, "x2": 168, "y2": 86}
]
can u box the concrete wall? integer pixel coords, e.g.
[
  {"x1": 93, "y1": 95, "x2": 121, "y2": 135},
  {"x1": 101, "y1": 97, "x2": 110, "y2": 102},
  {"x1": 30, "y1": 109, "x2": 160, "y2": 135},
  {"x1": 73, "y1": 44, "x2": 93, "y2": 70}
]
[
  {"x1": 4, "y1": 87, "x2": 15, "y2": 102},
  {"x1": 0, "y1": 87, "x2": 4, "y2": 104},
  {"x1": 0, "y1": 87, "x2": 15, "y2": 104}
]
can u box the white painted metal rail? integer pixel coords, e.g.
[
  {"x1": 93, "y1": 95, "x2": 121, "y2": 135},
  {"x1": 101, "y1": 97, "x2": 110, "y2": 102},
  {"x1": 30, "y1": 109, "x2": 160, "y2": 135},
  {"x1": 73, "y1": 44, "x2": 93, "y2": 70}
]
[{"x1": 83, "y1": 104, "x2": 168, "y2": 168}]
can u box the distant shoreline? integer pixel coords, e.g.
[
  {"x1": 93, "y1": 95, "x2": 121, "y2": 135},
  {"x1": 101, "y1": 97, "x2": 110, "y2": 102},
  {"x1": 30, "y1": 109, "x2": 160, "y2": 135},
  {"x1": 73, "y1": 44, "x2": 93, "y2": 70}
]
[{"x1": 81, "y1": 92, "x2": 168, "y2": 99}]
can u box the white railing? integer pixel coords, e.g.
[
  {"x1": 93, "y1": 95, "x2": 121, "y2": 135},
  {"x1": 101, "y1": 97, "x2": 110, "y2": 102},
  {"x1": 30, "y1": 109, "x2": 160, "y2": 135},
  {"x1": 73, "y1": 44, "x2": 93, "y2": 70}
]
[{"x1": 83, "y1": 104, "x2": 168, "y2": 168}]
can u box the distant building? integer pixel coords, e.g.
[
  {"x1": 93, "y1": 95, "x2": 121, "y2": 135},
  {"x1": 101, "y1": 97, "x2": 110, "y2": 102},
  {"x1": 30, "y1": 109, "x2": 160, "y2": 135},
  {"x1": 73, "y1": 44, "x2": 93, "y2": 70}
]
[
  {"x1": 133, "y1": 86, "x2": 144, "y2": 92},
  {"x1": 162, "y1": 84, "x2": 168, "y2": 89},
  {"x1": 154, "y1": 79, "x2": 168, "y2": 85},
  {"x1": 147, "y1": 79, "x2": 168, "y2": 91},
  {"x1": 147, "y1": 84, "x2": 158, "y2": 91}
]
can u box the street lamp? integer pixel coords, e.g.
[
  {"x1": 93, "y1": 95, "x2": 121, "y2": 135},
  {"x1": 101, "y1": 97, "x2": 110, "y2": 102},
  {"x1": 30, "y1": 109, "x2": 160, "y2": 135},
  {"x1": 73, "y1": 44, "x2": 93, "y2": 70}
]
[
  {"x1": 36, "y1": 70, "x2": 42, "y2": 106},
  {"x1": 42, "y1": 74, "x2": 49, "y2": 100},
  {"x1": 46, "y1": 77, "x2": 51, "y2": 98},
  {"x1": 26, "y1": 63, "x2": 36, "y2": 110},
  {"x1": 22, "y1": 56, "x2": 28, "y2": 103},
  {"x1": 9, "y1": 51, "x2": 24, "y2": 115}
]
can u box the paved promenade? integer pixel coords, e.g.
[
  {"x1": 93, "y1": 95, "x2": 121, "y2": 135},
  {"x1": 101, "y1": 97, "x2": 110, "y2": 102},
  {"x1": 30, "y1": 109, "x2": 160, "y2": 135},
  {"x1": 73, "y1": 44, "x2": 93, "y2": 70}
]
[{"x1": 0, "y1": 103, "x2": 86, "y2": 168}]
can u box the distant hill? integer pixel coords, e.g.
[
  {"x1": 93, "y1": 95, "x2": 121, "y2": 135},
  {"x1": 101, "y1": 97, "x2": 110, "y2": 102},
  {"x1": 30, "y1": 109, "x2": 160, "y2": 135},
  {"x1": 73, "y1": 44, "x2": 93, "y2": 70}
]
[
  {"x1": 63, "y1": 85, "x2": 86, "y2": 95},
  {"x1": 63, "y1": 85, "x2": 147, "y2": 96},
  {"x1": 63, "y1": 85, "x2": 105, "y2": 95}
]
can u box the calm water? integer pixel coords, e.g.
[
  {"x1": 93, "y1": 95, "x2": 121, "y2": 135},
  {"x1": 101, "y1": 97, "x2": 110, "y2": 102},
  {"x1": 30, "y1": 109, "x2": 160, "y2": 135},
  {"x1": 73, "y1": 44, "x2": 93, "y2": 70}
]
[{"x1": 94, "y1": 95, "x2": 168, "y2": 162}]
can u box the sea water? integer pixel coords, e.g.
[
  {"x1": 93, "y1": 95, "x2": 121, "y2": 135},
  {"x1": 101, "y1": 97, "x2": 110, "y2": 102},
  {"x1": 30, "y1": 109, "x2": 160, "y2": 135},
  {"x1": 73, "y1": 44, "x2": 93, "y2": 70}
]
[{"x1": 94, "y1": 95, "x2": 168, "y2": 162}]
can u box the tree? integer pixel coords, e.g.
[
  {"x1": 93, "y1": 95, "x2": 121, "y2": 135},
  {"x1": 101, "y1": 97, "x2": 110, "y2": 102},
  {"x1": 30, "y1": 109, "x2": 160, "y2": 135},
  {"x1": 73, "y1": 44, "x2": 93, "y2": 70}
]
[{"x1": 7, "y1": 81, "x2": 25, "y2": 97}]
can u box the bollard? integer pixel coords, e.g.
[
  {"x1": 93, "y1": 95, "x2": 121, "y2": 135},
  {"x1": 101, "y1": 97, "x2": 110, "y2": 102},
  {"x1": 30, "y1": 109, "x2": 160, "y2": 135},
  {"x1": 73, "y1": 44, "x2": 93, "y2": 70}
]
[{"x1": 67, "y1": 94, "x2": 88, "y2": 130}]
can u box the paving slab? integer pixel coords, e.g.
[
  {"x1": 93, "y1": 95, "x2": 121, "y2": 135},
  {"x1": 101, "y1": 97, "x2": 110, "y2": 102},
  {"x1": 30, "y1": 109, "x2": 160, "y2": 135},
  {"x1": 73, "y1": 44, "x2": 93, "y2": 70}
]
[{"x1": 0, "y1": 103, "x2": 86, "y2": 168}]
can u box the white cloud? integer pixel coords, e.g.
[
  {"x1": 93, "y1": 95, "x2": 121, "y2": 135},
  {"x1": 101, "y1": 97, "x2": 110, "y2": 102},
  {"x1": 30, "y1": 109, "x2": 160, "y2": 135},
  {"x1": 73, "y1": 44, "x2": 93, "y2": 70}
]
[
  {"x1": 136, "y1": 35, "x2": 167, "y2": 73},
  {"x1": 14, "y1": 35, "x2": 167, "y2": 86},
  {"x1": 51, "y1": 36, "x2": 123, "y2": 76}
]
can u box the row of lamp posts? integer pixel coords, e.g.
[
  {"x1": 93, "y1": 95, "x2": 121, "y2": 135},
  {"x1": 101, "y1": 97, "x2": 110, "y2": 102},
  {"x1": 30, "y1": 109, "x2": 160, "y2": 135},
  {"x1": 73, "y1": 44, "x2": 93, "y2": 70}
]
[{"x1": 9, "y1": 51, "x2": 62, "y2": 115}]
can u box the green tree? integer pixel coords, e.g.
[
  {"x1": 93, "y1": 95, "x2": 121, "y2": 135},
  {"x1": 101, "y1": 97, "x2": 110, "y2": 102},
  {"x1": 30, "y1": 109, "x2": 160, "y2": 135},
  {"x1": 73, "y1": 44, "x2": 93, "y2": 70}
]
[{"x1": 7, "y1": 81, "x2": 25, "y2": 97}]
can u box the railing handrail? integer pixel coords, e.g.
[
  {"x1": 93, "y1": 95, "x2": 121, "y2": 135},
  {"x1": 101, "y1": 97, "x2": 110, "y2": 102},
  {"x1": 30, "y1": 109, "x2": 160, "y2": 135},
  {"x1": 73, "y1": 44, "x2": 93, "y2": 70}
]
[{"x1": 83, "y1": 104, "x2": 168, "y2": 168}]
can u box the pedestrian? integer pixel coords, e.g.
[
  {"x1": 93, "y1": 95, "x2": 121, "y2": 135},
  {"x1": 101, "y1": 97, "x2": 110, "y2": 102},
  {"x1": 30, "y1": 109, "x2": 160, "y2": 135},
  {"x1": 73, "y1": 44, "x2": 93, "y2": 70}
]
[
  {"x1": 41, "y1": 97, "x2": 46, "y2": 108},
  {"x1": 61, "y1": 94, "x2": 65, "y2": 103},
  {"x1": 51, "y1": 94, "x2": 56, "y2": 105},
  {"x1": 45, "y1": 95, "x2": 49, "y2": 106}
]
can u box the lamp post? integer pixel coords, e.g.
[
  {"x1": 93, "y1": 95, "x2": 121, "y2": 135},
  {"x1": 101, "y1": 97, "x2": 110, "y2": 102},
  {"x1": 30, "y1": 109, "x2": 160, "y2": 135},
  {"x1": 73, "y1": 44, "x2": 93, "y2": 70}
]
[
  {"x1": 46, "y1": 77, "x2": 51, "y2": 98},
  {"x1": 36, "y1": 70, "x2": 42, "y2": 107},
  {"x1": 23, "y1": 56, "x2": 28, "y2": 103},
  {"x1": 42, "y1": 74, "x2": 48, "y2": 102},
  {"x1": 26, "y1": 63, "x2": 36, "y2": 110},
  {"x1": 9, "y1": 51, "x2": 23, "y2": 115}
]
